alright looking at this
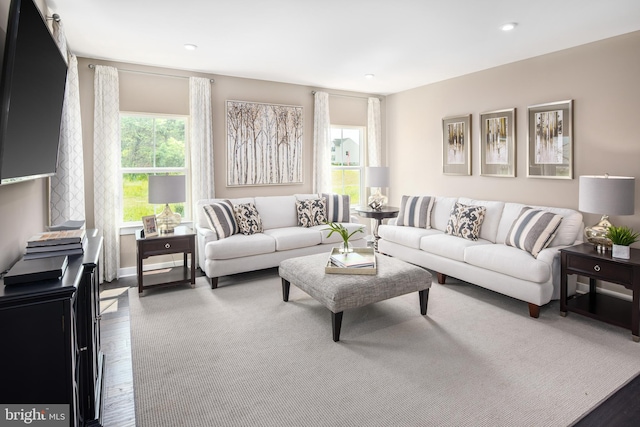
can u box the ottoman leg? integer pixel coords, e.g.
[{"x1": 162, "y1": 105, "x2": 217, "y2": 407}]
[
  {"x1": 419, "y1": 289, "x2": 429, "y2": 315},
  {"x1": 332, "y1": 311, "x2": 344, "y2": 342},
  {"x1": 281, "y1": 278, "x2": 290, "y2": 302}
]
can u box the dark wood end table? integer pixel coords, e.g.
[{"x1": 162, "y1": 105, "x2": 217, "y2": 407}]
[
  {"x1": 136, "y1": 226, "x2": 196, "y2": 294},
  {"x1": 355, "y1": 206, "x2": 399, "y2": 251},
  {"x1": 560, "y1": 243, "x2": 640, "y2": 342}
]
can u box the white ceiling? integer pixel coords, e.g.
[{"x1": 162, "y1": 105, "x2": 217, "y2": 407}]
[{"x1": 46, "y1": 0, "x2": 640, "y2": 95}]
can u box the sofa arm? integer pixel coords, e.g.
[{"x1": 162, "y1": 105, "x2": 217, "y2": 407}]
[
  {"x1": 195, "y1": 224, "x2": 219, "y2": 243},
  {"x1": 538, "y1": 245, "x2": 578, "y2": 298}
]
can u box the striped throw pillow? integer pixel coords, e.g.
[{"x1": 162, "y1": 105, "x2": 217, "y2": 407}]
[
  {"x1": 203, "y1": 200, "x2": 239, "y2": 239},
  {"x1": 397, "y1": 195, "x2": 435, "y2": 228},
  {"x1": 322, "y1": 193, "x2": 350, "y2": 222},
  {"x1": 505, "y1": 207, "x2": 563, "y2": 258}
]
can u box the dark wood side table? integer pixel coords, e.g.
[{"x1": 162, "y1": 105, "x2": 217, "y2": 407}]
[
  {"x1": 136, "y1": 226, "x2": 196, "y2": 294},
  {"x1": 560, "y1": 243, "x2": 640, "y2": 342},
  {"x1": 355, "y1": 206, "x2": 399, "y2": 251}
]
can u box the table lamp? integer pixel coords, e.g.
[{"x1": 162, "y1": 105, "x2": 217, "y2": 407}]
[
  {"x1": 148, "y1": 175, "x2": 186, "y2": 234},
  {"x1": 578, "y1": 174, "x2": 635, "y2": 250},
  {"x1": 366, "y1": 166, "x2": 390, "y2": 210}
]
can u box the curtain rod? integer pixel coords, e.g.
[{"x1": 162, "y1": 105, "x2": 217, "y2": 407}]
[
  {"x1": 311, "y1": 90, "x2": 382, "y2": 101},
  {"x1": 87, "y1": 64, "x2": 214, "y2": 83}
]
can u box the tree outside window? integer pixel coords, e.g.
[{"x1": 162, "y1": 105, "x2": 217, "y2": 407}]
[
  {"x1": 330, "y1": 126, "x2": 365, "y2": 205},
  {"x1": 120, "y1": 114, "x2": 189, "y2": 224}
]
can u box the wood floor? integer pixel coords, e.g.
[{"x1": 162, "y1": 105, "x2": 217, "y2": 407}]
[
  {"x1": 98, "y1": 274, "x2": 639, "y2": 427},
  {"x1": 100, "y1": 276, "x2": 137, "y2": 427}
]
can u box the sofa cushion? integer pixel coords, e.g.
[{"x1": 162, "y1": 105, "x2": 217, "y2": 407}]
[
  {"x1": 445, "y1": 203, "x2": 486, "y2": 241},
  {"x1": 505, "y1": 207, "x2": 563, "y2": 258},
  {"x1": 204, "y1": 233, "x2": 275, "y2": 260},
  {"x1": 202, "y1": 200, "x2": 239, "y2": 239},
  {"x1": 420, "y1": 233, "x2": 491, "y2": 262},
  {"x1": 496, "y1": 203, "x2": 582, "y2": 247},
  {"x1": 464, "y1": 244, "x2": 551, "y2": 283},
  {"x1": 322, "y1": 193, "x2": 350, "y2": 222},
  {"x1": 264, "y1": 227, "x2": 322, "y2": 251},
  {"x1": 197, "y1": 197, "x2": 254, "y2": 229},
  {"x1": 234, "y1": 203, "x2": 263, "y2": 235},
  {"x1": 397, "y1": 195, "x2": 434, "y2": 228},
  {"x1": 296, "y1": 198, "x2": 327, "y2": 227},
  {"x1": 378, "y1": 224, "x2": 440, "y2": 249},
  {"x1": 457, "y1": 198, "x2": 505, "y2": 243},
  {"x1": 431, "y1": 197, "x2": 458, "y2": 231},
  {"x1": 312, "y1": 222, "x2": 365, "y2": 244},
  {"x1": 254, "y1": 196, "x2": 298, "y2": 229},
  {"x1": 294, "y1": 193, "x2": 321, "y2": 200}
]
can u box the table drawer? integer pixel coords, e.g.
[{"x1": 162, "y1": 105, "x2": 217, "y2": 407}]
[
  {"x1": 141, "y1": 237, "x2": 191, "y2": 254},
  {"x1": 567, "y1": 255, "x2": 633, "y2": 284}
]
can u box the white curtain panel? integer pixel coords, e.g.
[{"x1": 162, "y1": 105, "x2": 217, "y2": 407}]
[
  {"x1": 367, "y1": 97, "x2": 382, "y2": 167},
  {"x1": 50, "y1": 21, "x2": 85, "y2": 226},
  {"x1": 189, "y1": 77, "x2": 215, "y2": 205},
  {"x1": 313, "y1": 91, "x2": 331, "y2": 194},
  {"x1": 93, "y1": 65, "x2": 121, "y2": 282}
]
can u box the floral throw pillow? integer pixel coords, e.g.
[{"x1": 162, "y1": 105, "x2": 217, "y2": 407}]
[
  {"x1": 296, "y1": 198, "x2": 327, "y2": 227},
  {"x1": 445, "y1": 202, "x2": 486, "y2": 241},
  {"x1": 234, "y1": 203, "x2": 263, "y2": 235}
]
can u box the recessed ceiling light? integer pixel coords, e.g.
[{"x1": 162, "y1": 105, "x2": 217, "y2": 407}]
[
  {"x1": 500, "y1": 22, "x2": 517, "y2": 32},
  {"x1": 184, "y1": 44, "x2": 198, "y2": 51},
  {"x1": 364, "y1": 74, "x2": 375, "y2": 79}
]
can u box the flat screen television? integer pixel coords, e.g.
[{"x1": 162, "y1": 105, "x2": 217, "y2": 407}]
[{"x1": 0, "y1": 0, "x2": 68, "y2": 185}]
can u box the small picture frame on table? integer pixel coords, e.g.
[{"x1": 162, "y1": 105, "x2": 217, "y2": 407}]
[{"x1": 142, "y1": 215, "x2": 158, "y2": 237}]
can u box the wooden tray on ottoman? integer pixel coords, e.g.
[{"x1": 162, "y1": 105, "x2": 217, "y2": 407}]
[{"x1": 325, "y1": 247, "x2": 377, "y2": 275}]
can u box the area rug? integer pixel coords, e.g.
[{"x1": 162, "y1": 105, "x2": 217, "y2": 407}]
[{"x1": 129, "y1": 269, "x2": 640, "y2": 426}]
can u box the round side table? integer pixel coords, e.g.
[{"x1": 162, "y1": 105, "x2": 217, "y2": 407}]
[{"x1": 355, "y1": 206, "x2": 399, "y2": 251}]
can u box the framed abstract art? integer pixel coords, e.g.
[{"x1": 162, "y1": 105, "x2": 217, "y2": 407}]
[
  {"x1": 442, "y1": 114, "x2": 471, "y2": 175},
  {"x1": 527, "y1": 100, "x2": 573, "y2": 179},
  {"x1": 480, "y1": 108, "x2": 516, "y2": 177}
]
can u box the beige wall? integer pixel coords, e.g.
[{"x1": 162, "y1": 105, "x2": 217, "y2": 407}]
[
  {"x1": 76, "y1": 58, "x2": 382, "y2": 270},
  {"x1": 386, "y1": 31, "x2": 640, "y2": 248}
]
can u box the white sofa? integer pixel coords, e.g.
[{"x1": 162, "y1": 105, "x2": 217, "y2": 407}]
[
  {"x1": 196, "y1": 195, "x2": 366, "y2": 288},
  {"x1": 378, "y1": 196, "x2": 583, "y2": 317}
]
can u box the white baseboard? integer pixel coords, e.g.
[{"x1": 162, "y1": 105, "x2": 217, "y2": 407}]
[
  {"x1": 575, "y1": 280, "x2": 632, "y2": 302},
  {"x1": 118, "y1": 260, "x2": 190, "y2": 278}
]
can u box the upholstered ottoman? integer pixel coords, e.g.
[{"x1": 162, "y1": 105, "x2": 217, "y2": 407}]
[{"x1": 279, "y1": 252, "x2": 432, "y2": 341}]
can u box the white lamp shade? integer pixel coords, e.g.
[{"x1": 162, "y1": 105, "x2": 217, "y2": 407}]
[
  {"x1": 578, "y1": 175, "x2": 635, "y2": 215},
  {"x1": 148, "y1": 175, "x2": 186, "y2": 204},
  {"x1": 366, "y1": 167, "x2": 390, "y2": 188}
]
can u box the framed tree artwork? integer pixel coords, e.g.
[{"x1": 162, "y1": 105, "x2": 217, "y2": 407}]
[
  {"x1": 480, "y1": 108, "x2": 516, "y2": 177},
  {"x1": 527, "y1": 100, "x2": 573, "y2": 179},
  {"x1": 442, "y1": 114, "x2": 471, "y2": 175},
  {"x1": 226, "y1": 100, "x2": 303, "y2": 186}
]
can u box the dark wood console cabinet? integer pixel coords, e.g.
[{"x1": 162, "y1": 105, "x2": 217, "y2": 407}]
[{"x1": 0, "y1": 230, "x2": 104, "y2": 426}]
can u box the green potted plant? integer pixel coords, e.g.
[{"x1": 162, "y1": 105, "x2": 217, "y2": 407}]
[
  {"x1": 606, "y1": 225, "x2": 639, "y2": 259},
  {"x1": 324, "y1": 222, "x2": 363, "y2": 254}
]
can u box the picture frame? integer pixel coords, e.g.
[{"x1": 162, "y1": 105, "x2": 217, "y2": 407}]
[
  {"x1": 142, "y1": 215, "x2": 158, "y2": 237},
  {"x1": 442, "y1": 114, "x2": 471, "y2": 175},
  {"x1": 226, "y1": 100, "x2": 304, "y2": 187},
  {"x1": 480, "y1": 108, "x2": 516, "y2": 177},
  {"x1": 527, "y1": 100, "x2": 573, "y2": 179}
]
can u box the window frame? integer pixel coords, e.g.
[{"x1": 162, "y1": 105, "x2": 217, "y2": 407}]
[
  {"x1": 330, "y1": 125, "x2": 366, "y2": 207},
  {"x1": 119, "y1": 112, "x2": 191, "y2": 228}
]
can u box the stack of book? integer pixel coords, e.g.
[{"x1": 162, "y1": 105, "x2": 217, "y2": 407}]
[
  {"x1": 24, "y1": 229, "x2": 86, "y2": 260},
  {"x1": 330, "y1": 251, "x2": 375, "y2": 269}
]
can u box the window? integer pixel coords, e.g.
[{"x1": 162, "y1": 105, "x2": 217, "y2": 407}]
[
  {"x1": 330, "y1": 126, "x2": 365, "y2": 206},
  {"x1": 120, "y1": 114, "x2": 189, "y2": 224}
]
